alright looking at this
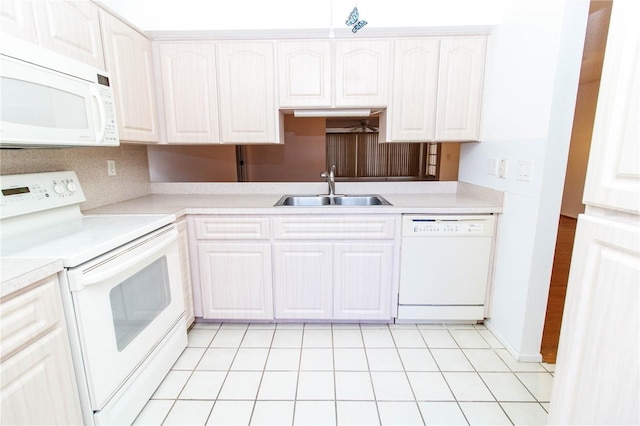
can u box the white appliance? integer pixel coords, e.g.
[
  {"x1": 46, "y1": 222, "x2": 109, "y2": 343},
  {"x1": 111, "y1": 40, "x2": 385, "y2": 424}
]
[
  {"x1": 397, "y1": 215, "x2": 495, "y2": 322},
  {"x1": 0, "y1": 171, "x2": 186, "y2": 425},
  {"x1": 0, "y1": 35, "x2": 119, "y2": 148}
]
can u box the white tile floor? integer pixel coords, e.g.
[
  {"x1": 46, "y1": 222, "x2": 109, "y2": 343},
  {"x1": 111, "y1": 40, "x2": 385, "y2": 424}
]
[{"x1": 134, "y1": 323, "x2": 554, "y2": 425}]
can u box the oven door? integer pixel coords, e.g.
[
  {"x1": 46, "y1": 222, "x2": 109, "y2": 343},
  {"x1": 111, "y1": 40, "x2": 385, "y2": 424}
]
[{"x1": 65, "y1": 225, "x2": 184, "y2": 411}]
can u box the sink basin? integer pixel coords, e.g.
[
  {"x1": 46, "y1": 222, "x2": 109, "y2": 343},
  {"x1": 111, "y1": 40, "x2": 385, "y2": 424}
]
[
  {"x1": 275, "y1": 194, "x2": 391, "y2": 207},
  {"x1": 276, "y1": 195, "x2": 332, "y2": 206},
  {"x1": 332, "y1": 195, "x2": 391, "y2": 206}
]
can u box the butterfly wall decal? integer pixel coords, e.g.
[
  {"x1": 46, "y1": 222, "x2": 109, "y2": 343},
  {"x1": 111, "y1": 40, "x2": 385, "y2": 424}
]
[{"x1": 345, "y1": 7, "x2": 367, "y2": 33}]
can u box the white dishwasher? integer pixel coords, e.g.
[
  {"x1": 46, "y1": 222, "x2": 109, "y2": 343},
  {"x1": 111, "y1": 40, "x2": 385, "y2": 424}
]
[{"x1": 397, "y1": 215, "x2": 496, "y2": 322}]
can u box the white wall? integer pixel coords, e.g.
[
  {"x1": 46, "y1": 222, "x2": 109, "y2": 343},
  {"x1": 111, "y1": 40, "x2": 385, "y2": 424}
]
[{"x1": 459, "y1": 0, "x2": 590, "y2": 360}]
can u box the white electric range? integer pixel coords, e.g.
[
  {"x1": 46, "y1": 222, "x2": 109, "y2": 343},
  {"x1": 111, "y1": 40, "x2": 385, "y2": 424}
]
[{"x1": 0, "y1": 171, "x2": 187, "y2": 425}]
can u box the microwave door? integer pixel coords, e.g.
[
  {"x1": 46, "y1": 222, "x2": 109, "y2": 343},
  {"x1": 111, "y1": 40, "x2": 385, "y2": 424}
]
[{"x1": 0, "y1": 56, "x2": 97, "y2": 146}]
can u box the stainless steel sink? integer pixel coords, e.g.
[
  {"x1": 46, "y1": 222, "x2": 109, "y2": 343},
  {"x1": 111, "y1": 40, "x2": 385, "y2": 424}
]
[
  {"x1": 276, "y1": 195, "x2": 332, "y2": 206},
  {"x1": 275, "y1": 194, "x2": 391, "y2": 207}
]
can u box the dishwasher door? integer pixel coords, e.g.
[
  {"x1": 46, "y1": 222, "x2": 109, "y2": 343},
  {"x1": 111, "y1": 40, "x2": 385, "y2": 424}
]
[{"x1": 397, "y1": 215, "x2": 495, "y2": 322}]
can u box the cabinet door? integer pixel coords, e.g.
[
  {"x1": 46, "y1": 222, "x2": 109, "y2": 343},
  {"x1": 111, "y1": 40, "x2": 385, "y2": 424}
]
[
  {"x1": 273, "y1": 243, "x2": 333, "y2": 319},
  {"x1": 582, "y1": 4, "x2": 639, "y2": 214},
  {"x1": 1, "y1": 277, "x2": 83, "y2": 426},
  {"x1": 175, "y1": 218, "x2": 195, "y2": 328},
  {"x1": 333, "y1": 243, "x2": 394, "y2": 320},
  {"x1": 436, "y1": 36, "x2": 486, "y2": 141},
  {"x1": 32, "y1": 1, "x2": 104, "y2": 69},
  {"x1": 157, "y1": 42, "x2": 219, "y2": 143},
  {"x1": 549, "y1": 216, "x2": 639, "y2": 424},
  {"x1": 278, "y1": 40, "x2": 332, "y2": 108},
  {"x1": 389, "y1": 38, "x2": 440, "y2": 142},
  {"x1": 335, "y1": 40, "x2": 391, "y2": 107},
  {"x1": 0, "y1": 0, "x2": 37, "y2": 42},
  {"x1": 217, "y1": 42, "x2": 280, "y2": 144},
  {"x1": 100, "y1": 11, "x2": 159, "y2": 143},
  {"x1": 197, "y1": 242, "x2": 273, "y2": 320}
]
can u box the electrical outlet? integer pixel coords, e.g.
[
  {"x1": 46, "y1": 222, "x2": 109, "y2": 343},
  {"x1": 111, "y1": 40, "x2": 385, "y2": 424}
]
[
  {"x1": 487, "y1": 159, "x2": 498, "y2": 175},
  {"x1": 107, "y1": 160, "x2": 116, "y2": 176},
  {"x1": 498, "y1": 159, "x2": 508, "y2": 179}
]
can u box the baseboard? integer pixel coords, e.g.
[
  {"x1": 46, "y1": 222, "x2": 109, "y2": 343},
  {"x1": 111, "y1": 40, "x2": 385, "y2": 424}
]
[{"x1": 484, "y1": 319, "x2": 543, "y2": 363}]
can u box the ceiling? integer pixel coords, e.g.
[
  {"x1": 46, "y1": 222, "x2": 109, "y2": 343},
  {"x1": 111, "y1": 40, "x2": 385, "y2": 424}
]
[{"x1": 95, "y1": 0, "x2": 503, "y2": 32}]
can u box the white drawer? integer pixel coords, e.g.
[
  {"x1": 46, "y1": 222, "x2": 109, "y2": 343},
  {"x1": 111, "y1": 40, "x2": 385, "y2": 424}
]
[
  {"x1": 272, "y1": 215, "x2": 397, "y2": 240},
  {"x1": 0, "y1": 277, "x2": 62, "y2": 360},
  {"x1": 193, "y1": 217, "x2": 270, "y2": 240}
]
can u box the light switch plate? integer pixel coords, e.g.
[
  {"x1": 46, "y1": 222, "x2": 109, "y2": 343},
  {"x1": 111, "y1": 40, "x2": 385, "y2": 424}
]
[{"x1": 487, "y1": 159, "x2": 498, "y2": 175}]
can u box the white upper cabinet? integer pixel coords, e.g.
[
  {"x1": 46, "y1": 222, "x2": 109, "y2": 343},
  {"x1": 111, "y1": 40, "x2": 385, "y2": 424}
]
[
  {"x1": 156, "y1": 42, "x2": 219, "y2": 143},
  {"x1": 435, "y1": 36, "x2": 486, "y2": 141},
  {"x1": 278, "y1": 40, "x2": 332, "y2": 107},
  {"x1": 277, "y1": 39, "x2": 391, "y2": 109},
  {"x1": 1, "y1": 0, "x2": 104, "y2": 69},
  {"x1": 0, "y1": 0, "x2": 37, "y2": 43},
  {"x1": 217, "y1": 41, "x2": 282, "y2": 144},
  {"x1": 389, "y1": 38, "x2": 440, "y2": 142},
  {"x1": 100, "y1": 10, "x2": 159, "y2": 143},
  {"x1": 383, "y1": 35, "x2": 486, "y2": 143},
  {"x1": 334, "y1": 40, "x2": 391, "y2": 107},
  {"x1": 32, "y1": 1, "x2": 105, "y2": 69}
]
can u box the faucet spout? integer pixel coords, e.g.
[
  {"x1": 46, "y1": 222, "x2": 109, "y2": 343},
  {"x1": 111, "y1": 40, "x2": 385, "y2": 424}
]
[{"x1": 320, "y1": 165, "x2": 336, "y2": 196}]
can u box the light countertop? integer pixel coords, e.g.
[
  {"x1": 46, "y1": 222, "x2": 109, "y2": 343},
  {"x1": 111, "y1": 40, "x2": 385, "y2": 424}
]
[
  {"x1": 86, "y1": 181, "x2": 503, "y2": 216},
  {"x1": 1, "y1": 258, "x2": 63, "y2": 299}
]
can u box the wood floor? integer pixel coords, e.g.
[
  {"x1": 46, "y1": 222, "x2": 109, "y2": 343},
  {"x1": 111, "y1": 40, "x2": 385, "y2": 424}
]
[{"x1": 541, "y1": 215, "x2": 578, "y2": 363}]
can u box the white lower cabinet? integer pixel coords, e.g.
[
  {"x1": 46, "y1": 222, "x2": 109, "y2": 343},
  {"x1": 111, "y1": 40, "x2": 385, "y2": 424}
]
[
  {"x1": 273, "y1": 243, "x2": 333, "y2": 319},
  {"x1": 0, "y1": 276, "x2": 83, "y2": 425},
  {"x1": 189, "y1": 216, "x2": 273, "y2": 320},
  {"x1": 333, "y1": 243, "x2": 395, "y2": 320},
  {"x1": 189, "y1": 214, "x2": 399, "y2": 322},
  {"x1": 272, "y1": 216, "x2": 399, "y2": 321}
]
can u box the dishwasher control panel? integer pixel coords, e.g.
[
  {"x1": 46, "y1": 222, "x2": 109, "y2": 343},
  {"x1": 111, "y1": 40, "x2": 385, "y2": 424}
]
[{"x1": 402, "y1": 215, "x2": 495, "y2": 237}]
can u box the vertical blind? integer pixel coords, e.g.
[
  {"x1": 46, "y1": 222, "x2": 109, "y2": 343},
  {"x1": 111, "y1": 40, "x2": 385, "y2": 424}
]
[{"x1": 326, "y1": 133, "x2": 437, "y2": 179}]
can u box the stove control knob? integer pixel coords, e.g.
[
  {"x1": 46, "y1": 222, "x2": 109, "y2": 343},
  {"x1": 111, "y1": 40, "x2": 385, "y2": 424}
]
[
  {"x1": 53, "y1": 183, "x2": 64, "y2": 194},
  {"x1": 66, "y1": 181, "x2": 77, "y2": 193}
]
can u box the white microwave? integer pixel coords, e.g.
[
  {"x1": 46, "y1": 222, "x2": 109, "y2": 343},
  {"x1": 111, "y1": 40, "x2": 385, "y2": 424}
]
[{"x1": 0, "y1": 36, "x2": 119, "y2": 148}]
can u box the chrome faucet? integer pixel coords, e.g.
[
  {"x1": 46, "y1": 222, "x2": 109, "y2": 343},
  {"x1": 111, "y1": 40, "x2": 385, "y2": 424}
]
[{"x1": 320, "y1": 165, "x2": 337, "y2": 196}]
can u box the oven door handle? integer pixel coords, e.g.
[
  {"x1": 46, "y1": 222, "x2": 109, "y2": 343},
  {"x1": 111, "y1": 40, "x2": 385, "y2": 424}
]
[{"x1": 77, "y1": 230, "x2": 177, "y2": 288}]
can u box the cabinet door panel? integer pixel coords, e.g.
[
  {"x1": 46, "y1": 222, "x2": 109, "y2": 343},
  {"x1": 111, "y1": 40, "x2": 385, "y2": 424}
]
[
  {"x1": 335, "y1": 40, "x2": 390, "y2": 107},
  {"x1": 278, "y1": 40, "x2": 332, "y2": 107},
  {"x1": 0, "y1": 0, "x2": 37, "y2": 42},
  {"x1": 550, "y1": 216, "x2": 639, "y2": 424},
  {"x1": 100, "y1": 11, "x2": 159, "y2": 142},
  {"x1": 33, "y1": 1, "x2": 104, "y2": 69},
  {"x1": 436, "y1": 36, "x2": 486, "y2": 141},
  {"x1": 217, "y1": 42, "x2": 279, "y2": 144},
  {"x1": 197, "y1": 243, "x2": 273, "y2": 320},
  {"x1": 1, "y1": 329, "x2": 83, "y2": 425},
  {"x1": 333, "y1": 243, "x2": 394, "y2": 320},
  {"x1": 390, "y1": 38, "x2": 440, "y2": 142},
  {"x1": 273, "y1": 243, "x2": 332, "y2": 319},
  {"x1": 157, "y1": 42, "x2": 219, "y2": 143},
  {"x1": 582, "y1": 3, "x2": 639, "y2": 214}
]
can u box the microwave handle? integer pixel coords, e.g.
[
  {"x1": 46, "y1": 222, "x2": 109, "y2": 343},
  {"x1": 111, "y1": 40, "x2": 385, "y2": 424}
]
[
  {"x1": 76, "y1": 230, "x2": 177, "y2": 289},
  {"x1": 89, "y1": 85, "x2": 107, "y2": 143}
]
